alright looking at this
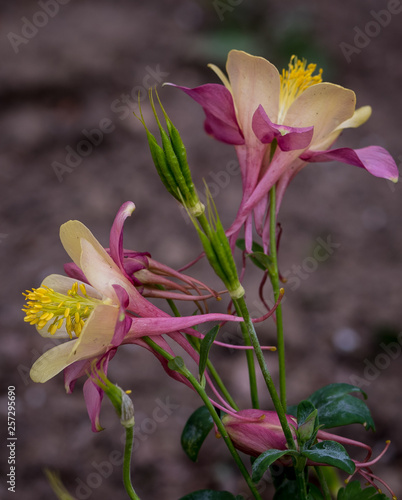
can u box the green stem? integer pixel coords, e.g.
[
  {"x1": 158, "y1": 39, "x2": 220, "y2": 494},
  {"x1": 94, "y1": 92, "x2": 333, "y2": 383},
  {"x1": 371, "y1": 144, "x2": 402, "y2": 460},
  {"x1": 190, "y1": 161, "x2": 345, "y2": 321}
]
[
  {"x1": 123, "y1": 426, "x2": 141, "y2": 500},
  {"x1": 233, "y1": 301, "x2": 260, "y2": 409},
  {"x1": 196, "y1": 210, "x2": 259, "y2": 408},
  {"x1": 295, "y1": 465, "x2": 308, "y2": 500},
  {"x1": 187, "y1": 335, "x2": 239, "y2": 411},
  {"x1": 269, "y1": 185, "x2": 287, "y2": 411},
  {"x1": 233, "y1": 296, "x2": 296, "y2": 451},
  {"x1": 143, "y1": 337, "x2": 262, "y2": 500},
  {"x1": 314, "y1": 466, "x2": 332, "y2": 500}
]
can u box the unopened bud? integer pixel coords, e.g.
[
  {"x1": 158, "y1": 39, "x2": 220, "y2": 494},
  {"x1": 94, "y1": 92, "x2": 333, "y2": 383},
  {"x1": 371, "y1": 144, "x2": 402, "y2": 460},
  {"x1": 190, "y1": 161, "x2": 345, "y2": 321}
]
[{"x1": 222, "y1": 410, "x2": 297, "y2": 460}]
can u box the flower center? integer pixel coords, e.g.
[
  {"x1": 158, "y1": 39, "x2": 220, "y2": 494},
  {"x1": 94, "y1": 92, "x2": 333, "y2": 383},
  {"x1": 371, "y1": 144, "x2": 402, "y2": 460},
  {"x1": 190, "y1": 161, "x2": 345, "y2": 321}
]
[
  {"x1": 22, "y1": 282, "x2": 100, "y2": 338},
  {"x1": 278, "y1": 55, "x2": 323, "y2": 123}
]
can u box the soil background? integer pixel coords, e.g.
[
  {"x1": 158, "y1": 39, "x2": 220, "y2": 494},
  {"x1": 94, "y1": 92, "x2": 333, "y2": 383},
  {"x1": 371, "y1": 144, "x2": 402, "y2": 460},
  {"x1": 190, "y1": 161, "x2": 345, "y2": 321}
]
[{"x1": 1, "y1": 1, "x2": 402, "y2": 499}]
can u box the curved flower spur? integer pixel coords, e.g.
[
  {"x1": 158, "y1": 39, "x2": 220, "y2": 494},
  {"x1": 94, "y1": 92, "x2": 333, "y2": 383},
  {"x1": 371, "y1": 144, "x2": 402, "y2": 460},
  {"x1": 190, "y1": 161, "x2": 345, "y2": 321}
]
[{"x1": 171, "y1": 50, "x2": 399, "y2": 251}]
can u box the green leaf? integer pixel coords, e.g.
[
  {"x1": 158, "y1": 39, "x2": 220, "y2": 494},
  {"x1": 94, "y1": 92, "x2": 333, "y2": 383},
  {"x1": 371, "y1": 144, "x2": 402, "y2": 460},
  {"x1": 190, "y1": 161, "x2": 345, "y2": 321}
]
[
  {"x1": 337, "y1": 480, "x2": 389, "y2": 500},
  {"x1": 199, "y1": 325, "x2": 220, "y2": 380},
  {"x1": 252, "y1": 449, "x2": 296, "y2": 483},
  {"x1": 181, "y1": 406, "x2": 214, "y2": 462},
  {"x1": 167, "y1": 356, "x2": 186, "y2": 374},
  {"x1": 297, "y1": 400, "x2": 318, "y2": 444},
  {"x1": 235, "y1": 239, "x2": 274, "y2": 272},
  {"x1": 179, "y1": 490, "x2": 240, "y2": 500},
  {"x1": 310, "y1": 384, "x2": 375, "y2": 431},
  {"x1": 306, "y1": 383, "x2": 375, "y2": 431},
  {"x1": 248, "y1": 251, "x2": 275, "y2": 272},
  {"x1": 302, "y1": 441, "x2": 355, "y2": 475}
]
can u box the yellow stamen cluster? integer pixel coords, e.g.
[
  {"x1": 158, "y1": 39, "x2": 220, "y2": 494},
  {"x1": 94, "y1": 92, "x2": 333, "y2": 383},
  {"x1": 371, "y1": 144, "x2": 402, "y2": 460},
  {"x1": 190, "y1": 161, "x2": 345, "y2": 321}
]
[
  {"x1": 22, "y1": 282, "x2": 97, "y2": 338},
  {"x1": 278, "y1": 55, "x2": 323, "y2": 123}
]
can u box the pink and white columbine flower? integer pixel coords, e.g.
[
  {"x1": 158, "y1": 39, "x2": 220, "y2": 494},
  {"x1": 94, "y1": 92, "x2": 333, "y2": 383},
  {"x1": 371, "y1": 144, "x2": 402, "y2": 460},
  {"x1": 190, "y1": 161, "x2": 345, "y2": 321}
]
[
  {"x1": 223, "y1": 409, "x2": 396, "y2": 498},
  {"x1": 23, "y1": 207, "x2": 260, "y2": 430},
  {"x1": 173, "y1": 50, "x2": 399, "y2": 251}
]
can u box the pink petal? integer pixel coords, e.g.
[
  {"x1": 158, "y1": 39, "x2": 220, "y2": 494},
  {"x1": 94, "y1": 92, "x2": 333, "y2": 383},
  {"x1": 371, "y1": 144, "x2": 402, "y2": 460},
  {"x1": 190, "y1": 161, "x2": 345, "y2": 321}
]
[
  {"x1": 126, "y1": 312, "x2": 243, "y2": 339},
  {"x1": 301, "y1": 145, "x2": 399, "y2": 182},
  {"x1": 64, "y1": 262, "x2": 88, "y2": 282},
  {"x1": 170, "y1": 83, "x2": 245, "y2": 145},
  {"x1": 109, "y1": 201, "x2": 136, "y2": 279},
  {"x1": 252, "y1": 105, "x2": 314, "y2": 151},
  {"x1": 111, "y1": 285, "x2": 132, "y2": 346},
  {"x1": 83, "y1": 377, "x2": 105, "y2": 432}
]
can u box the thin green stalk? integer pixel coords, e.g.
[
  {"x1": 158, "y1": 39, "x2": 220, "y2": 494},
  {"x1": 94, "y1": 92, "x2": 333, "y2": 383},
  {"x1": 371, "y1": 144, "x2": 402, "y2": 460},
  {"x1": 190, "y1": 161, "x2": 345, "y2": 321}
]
[
  {"x1": 123, "y1": 426, "x2": 141, "y2": 500},
  {"x1": 233, "y1": 301, "x2": 260, "y2": 408},
  {"x1": 187, "y1": 334, "x2": 239, "y2": 411},
  {"x1": 143, "y1": 337, "x2": 262, "y2": 500},
  {"x1": 295, "y1": 466, "x2": 308, "y2": 500},
  {"x1": 162, "y1": 290, "x2": 239, "y2": 411},
  {"x1": 269, "y1": 185, "x2": 287, "y2": 411},
  {"x1": 315, "y1": 466, "x2": 332, "y2": 500},
  {"x1": 233, "y1": 296, "x2": 296, "y2": 451},
  {"x1": 196, "y1": 210, "x2": 259, "y2": 409}
]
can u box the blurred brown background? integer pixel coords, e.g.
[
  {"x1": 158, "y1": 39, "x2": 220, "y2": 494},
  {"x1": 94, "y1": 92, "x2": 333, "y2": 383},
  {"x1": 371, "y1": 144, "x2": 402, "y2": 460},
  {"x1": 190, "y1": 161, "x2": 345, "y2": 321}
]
[{"x1": 1, "y1": 0, "x2": 401, "y2": 498}]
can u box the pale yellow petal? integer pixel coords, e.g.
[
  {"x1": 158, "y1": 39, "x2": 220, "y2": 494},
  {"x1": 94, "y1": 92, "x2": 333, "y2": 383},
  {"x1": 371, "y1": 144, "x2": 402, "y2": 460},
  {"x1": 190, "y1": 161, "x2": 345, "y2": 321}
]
[
  {"x1": 226, "y1": 50, "x2": 281, "y2": 139},
  {"x1": 79, "y1": 238, "x2": 134, "y2": 302},
  {"x1": 60, "y1": 220, "x2": 115, "y2": 271},
  {"x1": 68, "y1": 303, "x2": 119, "y2": 360},
  {"x1": 284, "y1": 83, "x2": 356, "y2": 149},
  {"x1": 30, "y1": 339, "x2": 79, "y2": 383},
  {"x1": 334, "y1": 105, "x2": 372, "y2": 131},
  {"x1": 208, "y1": 63, "x2": 231, "y2": 90}
]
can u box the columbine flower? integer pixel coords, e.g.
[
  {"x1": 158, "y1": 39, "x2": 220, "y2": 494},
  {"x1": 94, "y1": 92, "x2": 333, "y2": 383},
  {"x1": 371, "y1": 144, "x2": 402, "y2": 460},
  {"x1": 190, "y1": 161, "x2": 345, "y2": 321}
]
[
  {"x1": 23, "y1": 206, "x2": 253, "y2": 430},
  {"x1": 223, "y1": 409, "x2": 396, "y2": 498},
  {"x1": 173, "y1": 50, "x2": 398, "y2": 251}
]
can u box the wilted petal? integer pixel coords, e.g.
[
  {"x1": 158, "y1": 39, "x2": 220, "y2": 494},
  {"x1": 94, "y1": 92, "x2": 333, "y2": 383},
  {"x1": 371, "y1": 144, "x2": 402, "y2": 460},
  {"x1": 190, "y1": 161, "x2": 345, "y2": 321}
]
[
  {"x1": 171, "y1": 83, "x2": 245, "y2": 145},
  {"x1": 252, "y1": 104, "x2": 314, "y2": 151},
  {"x1": 301, "y1": 145, "x2": 399, "y2": 182}
]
